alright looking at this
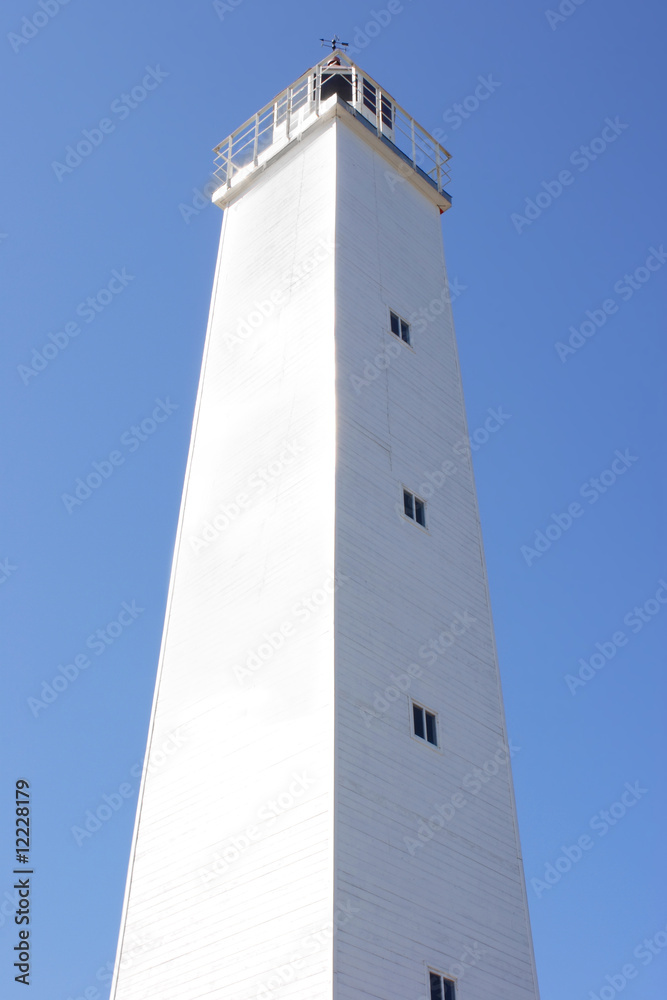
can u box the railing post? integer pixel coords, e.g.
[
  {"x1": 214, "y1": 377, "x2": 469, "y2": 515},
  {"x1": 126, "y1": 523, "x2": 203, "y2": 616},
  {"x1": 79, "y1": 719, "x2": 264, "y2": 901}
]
[
  {"x1": 315, "y1": 66, "x2": 321, "y2": 116},
  {"x1": 226, "y1": 135, "x2": 232, "y2": 188},
  {"x1": 286, "y1": 86, "x2": 292, "y2": 139},
  {"x1": 435, "y1": 146, "x2": 441, "y2": 191},
  {"x1": 411, "y1": 119, "x2": 416, "y2": 168},
  {"x1": 253, "y1": 113, "x2": 259, "y2": 166},
  {"x1": 377, "y1": 88, "x2": 383, "y2": 135}
]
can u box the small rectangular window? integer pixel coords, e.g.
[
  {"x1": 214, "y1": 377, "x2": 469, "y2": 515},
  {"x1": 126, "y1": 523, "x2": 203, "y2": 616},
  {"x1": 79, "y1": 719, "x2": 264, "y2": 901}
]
[
  {"x1": 403, "y1": 488, "x2": 426, "y2": 528},
  {"x1": 415, "y1": 498, "x2": 426, "y2": 527},
  {"x1": 413, "y1": 703, "x2": 425, "y2": 740},
  {"x1": 362, "y1": 78, "x2": 377, "y2": 114},
  {"x1": 413, "y1": 702, "x2": 438, "y2": 746},
  {"x1": 389, "y1": 309, "x2": 410, "y2": 344},
  {"x1": 390, "y1": 311, "x2": 401, "y2": 337},
  {"x1": 381, "y1": 94, "x2": 393, "y2": 129},
  {"x1": 389, "y1": 312, "x2": 401, "y2": 337},
  {"x1": 430, "y1": 971, "x2": 455, "y2": 1000},
  {"x1": 429, "y1": 974, "x2": 443, "y2": 1000}
]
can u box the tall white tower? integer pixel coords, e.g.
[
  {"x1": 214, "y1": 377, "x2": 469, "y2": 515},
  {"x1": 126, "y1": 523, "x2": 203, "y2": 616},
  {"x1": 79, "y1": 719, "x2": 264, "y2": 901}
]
[{"x1": 110, "y1": 53, "x2": 540, "y2": 1000}]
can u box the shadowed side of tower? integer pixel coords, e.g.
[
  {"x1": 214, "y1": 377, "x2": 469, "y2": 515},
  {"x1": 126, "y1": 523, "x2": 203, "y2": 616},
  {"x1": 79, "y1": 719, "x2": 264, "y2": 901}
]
[{"x1": 332, "y1": 112, "x2": 539, "y2": 1000}]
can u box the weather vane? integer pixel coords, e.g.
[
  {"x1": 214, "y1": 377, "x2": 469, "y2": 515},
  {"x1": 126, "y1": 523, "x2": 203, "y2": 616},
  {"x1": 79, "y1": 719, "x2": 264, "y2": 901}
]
[{"x1": 320, "y1": 35, "x2": 348, "y2": 51}]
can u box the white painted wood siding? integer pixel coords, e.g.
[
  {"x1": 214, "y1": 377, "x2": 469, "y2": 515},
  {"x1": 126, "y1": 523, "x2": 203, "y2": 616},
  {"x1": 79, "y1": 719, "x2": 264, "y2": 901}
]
[
  {"x1": 333, "y1": 122, "x2": 539, "y2": 1000},
  {"x1": 111, "y1": 102, "x2": 539, "y2": 1000},
  {"x1": 111, "y1": 121, "x2": 338, "y2": 1000}
]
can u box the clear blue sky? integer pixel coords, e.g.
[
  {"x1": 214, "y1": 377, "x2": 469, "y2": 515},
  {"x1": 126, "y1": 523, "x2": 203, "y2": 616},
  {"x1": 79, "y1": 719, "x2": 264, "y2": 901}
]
[{"x1": 1, "y1": 1, "x2": 665, "y2": 997}]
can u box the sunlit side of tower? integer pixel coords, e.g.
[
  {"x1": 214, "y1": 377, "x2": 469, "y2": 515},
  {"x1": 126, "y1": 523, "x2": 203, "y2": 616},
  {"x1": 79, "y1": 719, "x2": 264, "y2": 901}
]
[{"x1": 110, "y1": 52, "x2": 540, "y2": 1000}]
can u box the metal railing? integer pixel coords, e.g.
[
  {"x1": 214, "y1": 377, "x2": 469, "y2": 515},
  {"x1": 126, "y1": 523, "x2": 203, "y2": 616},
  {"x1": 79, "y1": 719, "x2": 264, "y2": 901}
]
[{"x1": 212, "y1": 52, "x2": 451, "y2": 197}]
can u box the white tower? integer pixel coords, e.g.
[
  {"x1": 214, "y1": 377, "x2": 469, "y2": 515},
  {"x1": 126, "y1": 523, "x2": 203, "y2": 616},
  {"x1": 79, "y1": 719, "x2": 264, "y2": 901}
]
[{"x1": 110, "y1": 53, "x2": 540, "y2": 1000}]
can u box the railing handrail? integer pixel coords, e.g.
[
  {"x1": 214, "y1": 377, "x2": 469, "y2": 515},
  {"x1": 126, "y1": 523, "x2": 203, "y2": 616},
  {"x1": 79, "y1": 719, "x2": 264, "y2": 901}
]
[{"x1": 212, "y1": 51, "x2": 452, "y2": 197}]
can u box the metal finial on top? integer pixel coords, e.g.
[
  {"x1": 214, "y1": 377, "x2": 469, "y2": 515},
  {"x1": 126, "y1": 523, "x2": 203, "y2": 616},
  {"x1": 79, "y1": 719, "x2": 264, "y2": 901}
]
[{"x1": 319, "y1": 35, "x2": 348, "y2": 51}]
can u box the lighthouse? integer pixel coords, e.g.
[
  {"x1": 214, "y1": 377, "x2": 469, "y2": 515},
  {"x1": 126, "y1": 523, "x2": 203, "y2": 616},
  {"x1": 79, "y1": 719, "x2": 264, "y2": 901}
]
[{"x1": 110, "y1": 51, "x2": 540, "y2": 1000}]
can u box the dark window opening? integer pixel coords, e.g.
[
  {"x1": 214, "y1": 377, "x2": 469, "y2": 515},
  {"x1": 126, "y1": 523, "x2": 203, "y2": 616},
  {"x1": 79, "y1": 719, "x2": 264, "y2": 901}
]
[
  {"x1": 381, "y1": 95, "x2": 393, "y2": 129},
  {"x1": 390, "y1": 311, "x2": 401, "y2": 337},
  {"x1": 430, "y1": 974, "x2": 443, "y2": 1000},
  {"x1": 390, "y1": 310, "x2": 410, "y2": 344},
  {"x1": 415, "y1": 498, "x2": 426, "y2": 527},
  {"x1": 360, "y1": 78, "x2": 393, "y2": 129},
  {"x1": 321, "y1": 72, "x2": 353, "y2": 103},
  {"x1": 413, "y1": 703, "x2": 425, "y2": 740},
  {"x1": 413, "y1": 704, "x2": 438, "y2": 746},
  {"x1": 403, "y1": 489, "x2": 426, "y2": 528},
  {"x1": 362, "y1": 78, "x2": 377, "y2": 114},
  {"x1": 430, "y1": 972, "x2": 455, "y2": 1000}
]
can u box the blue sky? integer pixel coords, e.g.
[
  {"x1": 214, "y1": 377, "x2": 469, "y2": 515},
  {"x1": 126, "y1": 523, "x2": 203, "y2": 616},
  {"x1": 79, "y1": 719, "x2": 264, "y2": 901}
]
[{"x1": 1, "y1": 0, "x2": 665, "y2": 997}]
